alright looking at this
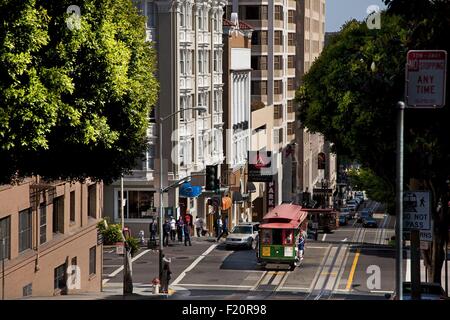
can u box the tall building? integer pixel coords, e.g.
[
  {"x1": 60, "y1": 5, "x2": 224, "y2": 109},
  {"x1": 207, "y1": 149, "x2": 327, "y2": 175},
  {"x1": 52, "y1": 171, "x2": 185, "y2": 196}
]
[
  {"x1": 224, "y1": 0, "x2": 298, "y2": 220},
  {"x1": 0, "y1": 178, "x2": 103, "y2": 299},
  {"x1": 295, "y1": 0, "x2": 337, "y2": 207},
  {"x1": 103, "y1": 0, "x2": 227, "y2": 236},
  {"x1": 221, "y1": 16, "x2": 253, "y2": 229}
]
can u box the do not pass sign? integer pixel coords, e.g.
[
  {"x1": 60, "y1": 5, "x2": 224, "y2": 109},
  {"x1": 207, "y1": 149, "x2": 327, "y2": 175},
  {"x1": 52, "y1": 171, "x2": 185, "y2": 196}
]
[{"x1": 406, "y1": 50, "x2": 447, "y2": 108}]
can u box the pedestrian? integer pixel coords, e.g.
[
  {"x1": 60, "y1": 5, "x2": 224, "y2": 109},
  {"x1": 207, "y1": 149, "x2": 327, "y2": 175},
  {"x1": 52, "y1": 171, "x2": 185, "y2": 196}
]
[
  {"x1": 184, "y1": 223, "x2": 192, "y2": 246},
  {"x1": 163, "y1": 219, "x2": 171, "y2": 247},
  {"x1": 297, "y1": 234, "x2": 305, "y2": 260},
  {"x1": 161, "y1": 255, "x2": 172, "y2": 294},
  {"x1": 170, "y1": 217, "x2": 176, "y2": 241},
  {"x1": 194, "y1": 216, "x2": 203, "y2": 237},
  {"x1": 216, "y1": 216, "x2": 223, "y2": 237},
  {"x1": 149, "y1": 219, "x2": 157, "y2": 241},
  {"x1": 176, "y1": 216, "x2": 184, "y2": 242},
  {"x1": 217, "y1": 216, "x2": 229, "y2": 241}
]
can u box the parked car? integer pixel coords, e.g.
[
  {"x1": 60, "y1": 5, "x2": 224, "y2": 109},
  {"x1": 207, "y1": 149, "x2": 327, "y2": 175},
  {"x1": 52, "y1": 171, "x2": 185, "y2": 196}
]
[
  {"x1": 362, "y1": 217, "x2": 378, "y2": 228},
  {"x1": 340, "y1": 207, "x2": 354, "y2": 219},
  {"x1": 225, "y1": 223, "x2": 260, "y2": 250},
  {"x1": 386, "y1": 282, "x2": 449, "y2": 300}
]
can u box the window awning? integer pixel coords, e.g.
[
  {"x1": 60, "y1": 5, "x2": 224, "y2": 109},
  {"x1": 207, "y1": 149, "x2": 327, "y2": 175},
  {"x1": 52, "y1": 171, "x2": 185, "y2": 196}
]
[
  {"x1": 179, "y1": 182, "x2": 202, "y2": 198},
  {"x1": 232, "y1": 191, "x2": 244, "y2": 203},
  {"x1": 247, "y1": 182, "x2": 256, "y2": 193},
  {"x1": 221, "y1": 196, "x2": 232, "y2": 210}
]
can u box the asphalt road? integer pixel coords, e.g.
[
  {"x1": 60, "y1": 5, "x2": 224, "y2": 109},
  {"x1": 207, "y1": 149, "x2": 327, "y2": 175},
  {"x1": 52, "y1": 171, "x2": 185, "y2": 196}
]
[{"x1": 101, "y1": 200, "x2": 445, "y2": 300}]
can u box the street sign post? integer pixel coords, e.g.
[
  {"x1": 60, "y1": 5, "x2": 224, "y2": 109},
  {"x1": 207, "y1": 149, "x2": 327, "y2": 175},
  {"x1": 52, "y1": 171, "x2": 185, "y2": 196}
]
[
  {"x1": 406, "y1": 50, "x2": 447, "y2": 108},
  {"x1": 403, "y1": 191, "x2": 432, "y2": 242}
]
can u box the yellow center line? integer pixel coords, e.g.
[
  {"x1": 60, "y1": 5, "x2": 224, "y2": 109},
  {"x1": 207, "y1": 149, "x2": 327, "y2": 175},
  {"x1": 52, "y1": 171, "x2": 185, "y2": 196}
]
[{"x1": 345, "y1": 249, "x2": 361, "y2": 290}]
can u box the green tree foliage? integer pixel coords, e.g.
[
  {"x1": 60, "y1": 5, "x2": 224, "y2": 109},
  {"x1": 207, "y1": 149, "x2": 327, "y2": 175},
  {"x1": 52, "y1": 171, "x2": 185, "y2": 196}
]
[
  {"x1": 0, "y1": 0, "x2": 158, "y2": 184},
  {"x1": 297, "y1": 0, "x2": 450, "y2": 283}
]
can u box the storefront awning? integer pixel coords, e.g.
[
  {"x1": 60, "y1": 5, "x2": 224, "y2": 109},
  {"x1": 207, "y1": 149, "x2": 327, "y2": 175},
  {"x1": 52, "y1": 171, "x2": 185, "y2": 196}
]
[
  {"x1": 232, "y1": 191, "x2": 244, "y2": 203},
  {"x1": 179, "y1": 182, "x2": 202, "y2": 198},
  {"x1": 221, "y1": 196, "x2": 232, "y2": 210},
  {"x1": 247, "y1": 182, "x2": 256, "y2": 193}
]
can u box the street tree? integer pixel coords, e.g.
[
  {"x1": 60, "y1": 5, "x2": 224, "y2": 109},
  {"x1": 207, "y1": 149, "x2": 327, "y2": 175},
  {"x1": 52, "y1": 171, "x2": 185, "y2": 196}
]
[
  {"x1": 296, "y1": 0, "x2": 450, "y2": 283},
  {"x1": 0, "y1": 0, "x2": 158, "y2": 184}
]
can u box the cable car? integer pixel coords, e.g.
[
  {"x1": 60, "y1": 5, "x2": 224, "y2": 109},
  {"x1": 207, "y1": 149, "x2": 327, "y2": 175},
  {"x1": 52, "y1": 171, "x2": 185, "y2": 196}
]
[{"x1": 257, "y1": 204, "x2": 309, "y2": 270}]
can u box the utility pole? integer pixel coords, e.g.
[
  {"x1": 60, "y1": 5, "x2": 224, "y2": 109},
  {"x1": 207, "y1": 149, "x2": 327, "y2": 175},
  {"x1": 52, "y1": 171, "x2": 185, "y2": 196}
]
[{"x1": 396, "y1": 101, "x2": 405, "y2": 300}]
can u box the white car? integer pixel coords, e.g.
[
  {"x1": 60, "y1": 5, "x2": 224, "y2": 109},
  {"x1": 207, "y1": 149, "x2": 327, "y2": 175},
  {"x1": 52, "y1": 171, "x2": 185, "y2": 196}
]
[{"x1": 225, "y1": 223, "x2": 260, "y2": 250}]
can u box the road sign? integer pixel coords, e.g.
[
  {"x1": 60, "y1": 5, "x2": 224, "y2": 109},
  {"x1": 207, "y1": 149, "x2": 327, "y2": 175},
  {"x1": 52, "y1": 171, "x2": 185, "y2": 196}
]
[
  {"x1": 406, "y1": 50, "x2": 447, "y2": 108},
  {"x1": 403, "y1": 191, "x2": 432, "y2": 242}
]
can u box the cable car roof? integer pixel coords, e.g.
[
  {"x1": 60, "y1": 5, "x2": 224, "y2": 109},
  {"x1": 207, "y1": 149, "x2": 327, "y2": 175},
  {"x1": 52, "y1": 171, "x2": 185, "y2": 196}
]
[{"x1": 260, "y1": 204, "x2": 308, "y2": 229}]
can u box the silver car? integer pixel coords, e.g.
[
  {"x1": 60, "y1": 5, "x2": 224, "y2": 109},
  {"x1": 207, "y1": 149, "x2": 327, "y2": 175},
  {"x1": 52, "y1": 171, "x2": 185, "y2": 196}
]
[{"x1": 225, "y1": 223, "x2": 260, "y2": 250}]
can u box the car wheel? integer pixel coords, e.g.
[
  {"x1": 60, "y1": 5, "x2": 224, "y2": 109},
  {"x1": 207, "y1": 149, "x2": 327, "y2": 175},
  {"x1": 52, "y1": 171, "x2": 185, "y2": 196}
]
[{"x1": 225, "y1": 244, "x2": 230, "y2": 250}]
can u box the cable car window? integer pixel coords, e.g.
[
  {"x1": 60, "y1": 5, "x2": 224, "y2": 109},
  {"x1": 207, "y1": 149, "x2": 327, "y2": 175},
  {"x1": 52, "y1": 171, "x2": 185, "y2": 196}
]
[
  {"x1": 262, "y1": 229, "x2": 272, "y2": 244},
  {"x1": 283, "y1": 229, "x2": 293, "y2": 245},
  {"x1": 272, "y1": 229, "x2": 282, "y2": 245}
]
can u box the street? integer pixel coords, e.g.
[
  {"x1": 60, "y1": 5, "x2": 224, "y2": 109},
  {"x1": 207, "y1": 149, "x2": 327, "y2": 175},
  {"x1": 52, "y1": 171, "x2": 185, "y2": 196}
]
[{"x1": 101, "y1": 201, "x2": 424, "y2": 300}]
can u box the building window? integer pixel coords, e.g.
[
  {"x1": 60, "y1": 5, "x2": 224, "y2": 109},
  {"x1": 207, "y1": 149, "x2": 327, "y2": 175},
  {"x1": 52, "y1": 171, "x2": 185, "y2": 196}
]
[
  {"x1": 288, "y1": 78, "x2": 295, "y2": 91},
  {"x1": 19, "y1": 208, "x2": 32, "y2": 253},
  {"x1": 70, "y1": 257, "x2": 78, "y2": 288},
  {"x1": 288, "y1": 10, "x2": 295, "y2": 24},
  {"x1": 251, "y1": 56, "x2": 267, "y2": 70},
  {"x1": 89, "y1": 246, "x2": 96, "y2": 276},
  {"x1": 180, "y1": 50, "x2": 186, "y2": 75},
  {"x1": 275, "y1": 6, "x2": 283, "y2": 21},
  {"x1": 305, "y1": 17, "x2": 310, "y2": 31},
  {"x1": 274, "y1": 104, "x2": 282, "y2": 119},
  {"x1": 146, "y1": 1, "x2": 156, "y2": 27},
  {"x1": 251, "y1": 31, "x2": 268, "y2": 45},
  {"x1": 288, "y1": 122, "x2": 295, "y2": 135},
  {"x1": 88, "y1": 184, "x2": 96, "y2": 218},
  {"x1": 274, "y1": 80, "x2": 283, "y2": 95},
  {"x1": 313, "y1": 40, "x2": 320, "y2": 53},
  {"x1": 251, "y1": 81, "x2": 267, "y2": 95},
  {"x1": 117, "y1": 190, "x2": 156, "y2": 219},
  {"x1": 53, "y1": 196, "x2": 64, "y2": 234},
  {"x1": 288, "y1": 33, "x2": 296, "y2": 46},
  {"x1": 180, "y1": 3, "x2": 185, "y2": 27},
  {"x1": 288, "y1": 56, "x2": 295, "y2": 68},
  {"x1": 54, "y1": 263, "x2": 66, "y2": 290},
  {"x1": 274, "y1": 31, "x2": 282, "y2": 45},
  {"x1": 305, "y1": 39, "x2": 310, "y2": 52},
  {"x1": 245, "y1": 6, "x2": 260, "y2": 19},
  {"x1": 0, "y1": 216, "x2": 10, "y2": 260},
  {"x1": 287, "y1": 100, "x2": 295, "y2": 113},
  {"x1": 40, "y1": 205, "x2": 47, "y2": 245},
  {"x1": 198, "y1": 50, "x2": 203, "y2": 73},
  {"x1": 70, "y1": 191, "x2": 75, "y2": 222},
  {"x1": 23, "y1": 283, "x2": 32, "y2": 297},
  {"x1": 147, "y1": 143, "x2": 156, "y2": 170},
  {"x1": 274, "y1": 56, "x2": 282, "y2": 70}
]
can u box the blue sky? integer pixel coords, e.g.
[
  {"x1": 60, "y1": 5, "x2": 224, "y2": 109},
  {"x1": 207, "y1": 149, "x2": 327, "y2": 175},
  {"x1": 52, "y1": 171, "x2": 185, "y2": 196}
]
[{"x1": 326, "y1": 0, "x2": 387, "y2": 32}]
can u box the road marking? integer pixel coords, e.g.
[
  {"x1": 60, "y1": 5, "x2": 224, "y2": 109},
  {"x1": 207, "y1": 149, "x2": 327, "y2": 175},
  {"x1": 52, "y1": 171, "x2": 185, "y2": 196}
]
[
  {"x1": 102, "y1": 249, "x2": 151, "y2": 285},
  {"x1": 251, "y1": 271, "x2": 268, "y2": 291},
  {"x1": 322, "y1": 233, "x2": 327, "y2": 241},
  {"x1": 371, "y1": 290, "x2": 394, "y2": 294},
  {"x1": 272, "y1": 272, "x2": 284, "y2": 286},
  {"x1": 171, "y1": 243, "x2": 218, "y2": 286},
  {"x1": 345, "y1": 248, "x2": 361, "y2": 290},
  {"x1": 341, "y1": 238, "x2": 348, "y2": 242}
]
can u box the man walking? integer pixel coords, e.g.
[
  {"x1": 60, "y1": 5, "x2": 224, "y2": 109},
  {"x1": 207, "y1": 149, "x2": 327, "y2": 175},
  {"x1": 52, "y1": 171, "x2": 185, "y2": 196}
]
[
  {"x1": 184, "y1": 223, "x2": 192, "y2": 246},
  {"x1": 217, "y1": 216, "x2": 229, "y2": 241},
  {"x1": 149, "y1": 219, "x2": 157, "y2": 241},
  {"x1": 163, "y1": 219, "x2": 171, "y2": 247},
  {"x1": 170, "y1": 217, "x2": 176, "y2": 241},
  {"x1": 176, "y1": 216, "x2": 184, "y2": 242}
]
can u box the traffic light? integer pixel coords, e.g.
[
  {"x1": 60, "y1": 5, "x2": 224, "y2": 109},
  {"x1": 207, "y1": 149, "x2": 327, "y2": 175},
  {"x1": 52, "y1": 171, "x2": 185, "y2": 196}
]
[{"x1": 205, "y1": 165, "x2": 219, "y2": 191}]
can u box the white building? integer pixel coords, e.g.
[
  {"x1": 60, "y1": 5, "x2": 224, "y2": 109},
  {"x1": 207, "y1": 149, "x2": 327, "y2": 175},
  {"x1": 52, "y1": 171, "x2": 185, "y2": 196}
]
[{"x1": 104, "y1": 0, "x2": 227, "y2": 235}]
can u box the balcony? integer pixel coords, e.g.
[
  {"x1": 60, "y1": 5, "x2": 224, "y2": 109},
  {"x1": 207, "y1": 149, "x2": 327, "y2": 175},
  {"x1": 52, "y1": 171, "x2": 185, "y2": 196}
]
[
  {"x1": 213, "y1": 73, "x2": 222, "y2": 86},
  {"x1": 213, "y1": 113, "x2": 223, "y2": 126},
  {"x1": 180, "y1": 75, "x2": 193, "y2": 91},
  {"x1": 179, "y1": 30, "x2": 193, "y2": 44},
  {"x1": 198, "y1": 75, "x2": 210, "y2": 88}
]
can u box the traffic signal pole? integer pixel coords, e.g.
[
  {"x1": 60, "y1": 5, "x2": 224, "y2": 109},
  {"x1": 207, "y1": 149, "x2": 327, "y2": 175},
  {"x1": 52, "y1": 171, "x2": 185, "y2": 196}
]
[{"x1": 396, "y1": 101, "x2": 405, "y2": 300}]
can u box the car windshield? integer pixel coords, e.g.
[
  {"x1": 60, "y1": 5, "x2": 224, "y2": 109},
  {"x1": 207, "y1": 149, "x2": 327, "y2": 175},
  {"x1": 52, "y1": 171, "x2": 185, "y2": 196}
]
[{"x1": 232, "y1": 226, "x2": 252, "y2": 234}]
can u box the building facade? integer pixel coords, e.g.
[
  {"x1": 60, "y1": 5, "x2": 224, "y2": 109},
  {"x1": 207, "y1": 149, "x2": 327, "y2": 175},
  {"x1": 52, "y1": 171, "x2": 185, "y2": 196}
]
[
  {"x1": 295, "y1": 0, "x2": 337, "y2": 207},
  {"x1": 221, "y1": 16, "x2": 253, "y2": 230},
  {"x1": 224, "y1": 0, "x2": 298, "y2": 220},
  {"x1": 104, "y1": 0, "x2": 227, "y2": 236},
  {"x1": 0, "y1": 178, "x2": 103, "y2": 299}
]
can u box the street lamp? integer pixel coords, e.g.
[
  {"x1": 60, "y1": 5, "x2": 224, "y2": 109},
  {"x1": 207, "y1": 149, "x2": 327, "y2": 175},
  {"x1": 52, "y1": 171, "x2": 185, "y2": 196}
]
[{"x1": 158, "y1": 106, "x2": 207, "y2": 282}]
